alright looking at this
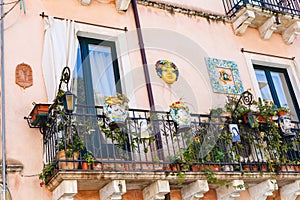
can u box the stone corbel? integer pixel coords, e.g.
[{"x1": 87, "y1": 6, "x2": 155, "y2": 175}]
[
  {"x1": 80, "y1": 0, "x2": 91, "y2": 5},
  {"x1": 280, "y1": 180, "x2": 300, "y2": 200},
  {"x1": 52, "y1": 180, "x2": 78, "y2": 200},
  {"x1": 115, "y1": 0, "x2": 131, "y2": 11},
  {"x1": 282, "y1": 21, "x2": 300, "y2": 45},
  {"x1": 233, "y1": 10, "x2": 255, "y2": 35},
  {"x1": 258, "y1": 16, "x2": 279, "y2": 40},
  {"x1": 100, "y1": 180, "x2": 126, "y2": 200},
  {"x1": 181, "y1": 180, "x2": 209, "y2": 200},
  {"x1": 249, "y1": 179, "x2": 278, "y2": 200},
  {"x1": 143, "y1": 180, "x2": 170, "y2": 200},
  {"x1": 216, "y1": 180, "x2": 245, "y2": 200}
]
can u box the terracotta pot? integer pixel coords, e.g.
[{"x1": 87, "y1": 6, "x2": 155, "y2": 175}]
[
  {"x1": 281, "y1": 165, "x2": 295, "y2": 172},
  {"x1": 199, "y1": 164, "x2": 220, "y2": 171},
  {"x1": 57, "y1": 150, "x2": 79, "y2": 170},
  {"x1": 171, "y1": 163, "x2": 181, "y2": 171},
  {"x1": 261, "y1": 164, "x2": 268, "y2": 172},
  {"x1": 93, "y1": 162, "x2": 102, "y2": 170},
  {"x1": 252, "y1": 165, "x2": 259, "y2": 171},
  {"x1": 29, "y1": 103, "x2": 50, "y2": 126},
  {"x1": 191, "y1": 164, "x2": 200, "y2": 171},
  {"x1": 257, "y1": 115, "x2": 267, "y2": 123},
  {"x1": 242, "y1": 112, "x2": 249, "y2": 124},
  {"x1": 242, "y1": 164, "x2": 250, "y2": 171},
  {"x1": 81, "y1": 162, "x2": 90, "y2": 170},
  {"x1": 278, "y1": 110, "x2": 288, "y2": 117}
]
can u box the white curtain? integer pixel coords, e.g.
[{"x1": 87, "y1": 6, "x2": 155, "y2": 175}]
[
  {"x1": 42, "y1": 17, "x2": 79, "y2": 102},
  {"x1": 89, "y1": 45, "x2": 116, "y2": 105}
]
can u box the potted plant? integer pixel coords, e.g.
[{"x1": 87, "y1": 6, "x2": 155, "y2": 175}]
[
  {"x1": 81, "y1": 150, "x2": 95, "y2": 170},
  {"x1": 277, "y1": 106, "x2": 289, "y2": 117},
  {"x1": 39, "y1": 161, "x2": 55, "y2": 186},
  {"x1": 56, "y1": 133, "x2": 84, "y2": 170},
  {"x1": 28, "y1": 103, "x2": 51, "y2": 127}
]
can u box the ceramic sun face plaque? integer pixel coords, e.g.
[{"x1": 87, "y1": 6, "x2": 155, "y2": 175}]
[
  {"x1": 205, "y1": 57, "x2": 244, "y2": 94},
  {"x1": 155, "y1": 60, "x2": 179, "y2": 84}
]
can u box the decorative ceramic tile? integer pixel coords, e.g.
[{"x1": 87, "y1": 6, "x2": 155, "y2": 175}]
[{"x1": 205, "y1": 57, "x2": 244, "y2": 94}]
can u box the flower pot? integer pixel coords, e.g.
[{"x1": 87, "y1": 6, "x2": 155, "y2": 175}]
[
  {"x1": 252, "y1": 165, "x2": 259, "y2": 172},
  {"x1": 242, "y1": 164, "x2": 250, "y2": 171},
  {"x1": 81, "y1": 162, "x2": 90, "y2": 170},
  {"x1": 56, "y1": 150, "x2": 79, "y2": 170},
  {"x1": 169, "y1": 101, "x2": 191, "y2": 133},
  {"x1": 281, "y1": 165, "x2": 295, "y2": 172},
  {"x1": 191, "y1": 164, "x2": 200, "y2": 171},
  {"x1": 261, "y1": 164, "x2": 268, "y2": 172},
  {"x1": 170, "y1": 163, "x2": 181, "y2": 171},
  {"x1": 242, "y1": 112, "x2": 250, "y2": 124},
  {"x1": 199, "y1": 164, "x2": 220, "y2": 171},
  {"x1": 278, "y1": 110, "x2": 288, "y2": 117},
  {"x1": 257, "y1": 115, "x2": 267, "y2": 123},
  {"x1": 93, "y1": 162, "x2": 102, "y2": 170},
  {"x1": 29, "y1": 103, "x2": 51, "y2": 126}
]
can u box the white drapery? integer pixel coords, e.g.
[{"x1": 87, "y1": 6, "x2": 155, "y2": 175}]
[{"x1": 42, "y1": 17, "x2": 79, "y2": 102}]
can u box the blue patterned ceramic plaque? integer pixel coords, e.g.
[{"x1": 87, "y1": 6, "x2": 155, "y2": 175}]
[{"x1": 205, "y1": 57, "x2": 244, "y2": 94}]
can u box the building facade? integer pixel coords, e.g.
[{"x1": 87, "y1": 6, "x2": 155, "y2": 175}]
[{"x1": 2, "y1": 0, "x2": 300, "y2": 199}]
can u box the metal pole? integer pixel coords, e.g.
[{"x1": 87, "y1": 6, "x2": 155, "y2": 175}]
[
  {"x1": 0, "y1": 0, "x2": 7, "y2": 199},
  {"x1": 131, "y1": 0, "x2": 155, "y2": 111}
]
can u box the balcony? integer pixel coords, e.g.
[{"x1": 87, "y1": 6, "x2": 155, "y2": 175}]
[
  {"x1": 222, "y1": 0, "x2": 300, "y2": 44},
  {"x1": 38, "y1": 103, "x2": 300, "y2": 196}
]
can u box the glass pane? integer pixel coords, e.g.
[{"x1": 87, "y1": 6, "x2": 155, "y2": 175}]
[
  {"x1": 73, "y1": 47, "x2": 87, "y2": 107},
  {"x1": 270, "y1": 72, "x2": 288, "y2": 107},
  {"x1": 271, "y1": 71, "x2": 298, "y2": 120},
  {"x1": 88, "y1": 44, "x2": 116, "y2": 105},
  {"x1": 254, "y1": 69, "x2": 273, "y2": 101}
]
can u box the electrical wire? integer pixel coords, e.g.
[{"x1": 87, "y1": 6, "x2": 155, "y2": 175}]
[{"x1": 0, "y1": 0, "x2": 21, "y2": 21}]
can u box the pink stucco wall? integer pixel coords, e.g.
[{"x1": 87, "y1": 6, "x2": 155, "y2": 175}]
[{"x1": 2, "y1": 0, "x2": 300, "y2": 199}]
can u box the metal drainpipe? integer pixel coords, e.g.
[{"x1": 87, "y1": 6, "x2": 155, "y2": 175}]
[
  {"x1": 131, "y1": 0, "x2": 155, "y2": 111},
  {"x1": 0, "y1": 0, "x2": 7, "y2": 198}
]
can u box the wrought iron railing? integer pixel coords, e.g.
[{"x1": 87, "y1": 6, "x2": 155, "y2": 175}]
[
  {"x1": 223, "y1": 0, "x2": 300, "y2": 17},
  {"x1": 42, "y1": 104, "x2": 300, "y2": 183}
]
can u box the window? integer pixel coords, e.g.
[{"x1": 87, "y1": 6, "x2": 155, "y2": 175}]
[
  {"x1": 73, "y1": 37, "x2": 121, "y2": 107},
  {"x1": 254, "y1": 65, "x2": 300, "y2": 120}
]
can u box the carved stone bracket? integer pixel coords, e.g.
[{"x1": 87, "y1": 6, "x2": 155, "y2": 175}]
[
  {"x1": 280, "y1": 180, "x2": 300, "y2": 200},
  {"x1": 52, "y1": 180, "x2": 78, "y2": 200},
  {"x1": 116, "y1": 0, "x2": 131, "y2": 11},
  {"x1": 249, "y1": 179, "x2": 278, "y2": 200},
  {"x1": 259, "y1": 16, "x2": 279, "y2": 40},
  {"x1": 99, "y1": 180, "x2": 126, "y2": 200},
  {"x1": 181, "y1": 180, "x2": 209, "y2": 200},
  {"x1": 143, "y1": 180, "x2": 170, "y2": 200},
  {"x1": 216, "y1": 180, "x2": 245, "y2": 200},
  {"x1": 233, "y1": 10, "x2": 255, "y2": 35},
  {"x1": 282, "y1": 21, "x2": 300, "y2": 45}
]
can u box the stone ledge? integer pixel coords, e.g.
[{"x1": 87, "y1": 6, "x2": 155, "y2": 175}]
[{"x1": 45, "y1": 171, "x2": 300, "y2": 192}]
